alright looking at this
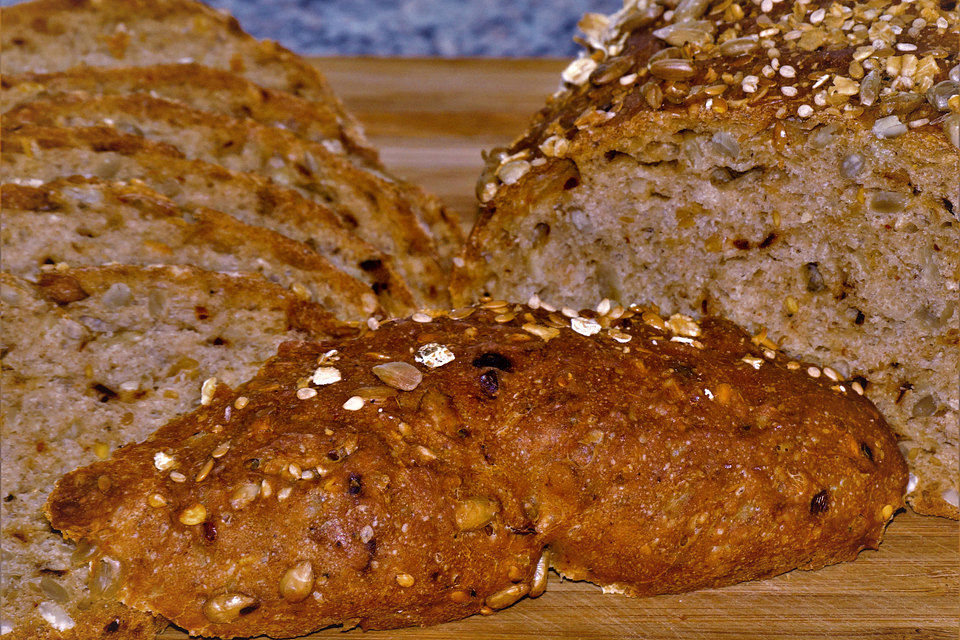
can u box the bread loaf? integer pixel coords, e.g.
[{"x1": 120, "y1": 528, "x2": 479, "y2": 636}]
[
  {"x1": 0, "y1": 265, "x2": 347, "y2": 638},
  {"x1": 47, "y1": 301, "x2": 906, "y2": 637},
  {"x1": 1, "y1": 176, "x2": 382, "y2": 321},
  {"x1": 0, "y1": 0, "x2": 370, "y2": 160},
  {"x1": 452, "y1": 0, "x2": 959, "y2": 518},
  {"x1": 4, "y1": 92, "x2": 459, "y2": 308},
  {"x1": 0, "y1": 124, "x2": 419, "y2": 317}
]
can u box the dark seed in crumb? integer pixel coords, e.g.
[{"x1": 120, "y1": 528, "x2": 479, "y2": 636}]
[
  {"x1": 479, "y1": 370, "x2": 500, "y2": 397},
  {"x1": 347, "y1": 473, "x2": 363, "y2": 496},
  {"x1": 810, "y1": 490, "x2": 830, "y2": 515},
  {"x1": 202, "y1": 521, "x2": 217, "y2": 542}
]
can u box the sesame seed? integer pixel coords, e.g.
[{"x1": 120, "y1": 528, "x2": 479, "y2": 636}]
[
  {"x1": 312, "y1": 366, "x2": 341, "y2": 386},
  {"x1": 596, "y1": 298, "x2": 612, "y2": 315},
  {"x1": 277, "y1": 487, "x2": 292, "y2": 501},
  {"x1": 812, "y1": 74, "x2": 831, "y2": 89},
  {"x1": 561, "y1": 306, "x2": 578, "y2": 318},
  {"x1": 937, "y1": 17, "x2": 949, "y2": 29},
  {"x1": 154, "y1": 451, "x2": 176, "y2": 471},
  {"x1": 170, "y1": 471, "x2": 187, "y2": 483},
  {"x1": 570, "y1": 316, "x2": 602, "y2": 336},
  {"x1": 779, "y1": 65, "x2": 796, "y2": 78},
  {"x1": 211, "y1": 442, "x2": 230, "y2": 458},
  {"x1": 297, "y1": 387, "x2": 318, "y2": 400},
  {"x1": 761, "y1": 0, "x2": 772, "y2": 13},
  {"x1": 234, "y1": 396, "x2": 249, "y2": 410},
  {"x1": 343, "y1": 396, "x2": 364, "y2": 411},
  {"x1": 411, "y1": 312, "x2": 432, "y2": 323},
  {"x1": 527, "y1": 294, "x2": 541, "y2": 309},
  {"x1": 823, "y1": 367, "x2": 840, "y2": 382},
  {"x1": 147, "y1": 493, "x2": 167, "y2": 508},
  {"x1": 195, "y1": 459, "x2": 214, "y2": 482},
  {"x1": 882, "y1": 504, "x2": 894, "y2": 520},
  {"x1": 396, "y1": 573, "x2": 415, "y2": 588},
  {"x1": 797, "y1": 104, "x2": 814, "y2": 118},
  {"x1": 415, "y1": 343, "x2": 455, "y2": 368},
  {"x1": 786, "y1": 361, "x2": 801, "y2": 370},
  {"x1": 781, "y1": 86, "x2": 797, "y2": 97},
  {"x1": 366, "y1": 317, "x2": 380, "y2": 331},
  {"x1": 807, "y1": 366, "x2": 821, "y2": 378},
  {"x1": 896, "y1": 42, "x2": 917, "y2": 52},
  {"x1": 763, "y1": 349, "x2": 777, "y2": 360},
  {"x1": 852, "y1": 380, "x2": 865, "y2": 395},
  {"x1": 809, "y1": 8, "x2": 825, "y2": 24},
  {"x1": 200, "y1": 377, "x2": 218, "y2": 406}
]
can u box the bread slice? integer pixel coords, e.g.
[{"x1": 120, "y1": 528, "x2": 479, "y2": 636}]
[
  {"x1": 44, "y1": 302, "x2": 906, "y2": 637},
  {"x1": 1, "y1": 63, "x2": 380, "y2": 167},
  {"x1": 1, "y1": 124, "x2": 419, "y2": 317},
  {"x1": 4, "y1": 93, "x2": 457, "y2": 307},
  {"x1": 453, "y1": 1, "x2": 959, "y2": 518},
  {"x1": 0, "y1": 176, "x2": 381, "y2": 321},
  {"x1": 0, "y1": 265, "x2": 345, "y2": 638},
  {"x1": 0, "y1": 0, "x2": 370, "y2": 161}
]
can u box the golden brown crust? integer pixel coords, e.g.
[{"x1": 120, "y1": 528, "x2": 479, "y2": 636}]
[{"x1": 48, "y1": 302, "x2": 906, "y2": 637}]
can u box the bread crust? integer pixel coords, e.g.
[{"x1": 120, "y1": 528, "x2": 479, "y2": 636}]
[
  {"x1": 3, "y1": 92, "x2": 455, "y2": 308},
  {"x1": 48, "y1": 303, "x2": 906, "y2": 637},
  {"x1": 0, "y1": 124, "x2": 420, "y2": 317}
]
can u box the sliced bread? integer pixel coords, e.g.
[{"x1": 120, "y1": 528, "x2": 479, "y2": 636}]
[
  {"x1": 4, "y1": 93, "x2": 457, "y2": 307},
  {"x1": 0, "y1": 176, "x2": 381, "y2": 321},
  {"x1": 1, "y1": 63, "x2": 380, "y2": 167},
  {"x1": 1, "y1": 124, "x2": 418, "y2": 317},
  {"x1": 0, "y1": 0, "x2": 369, "y2": 159},
  {"x1": 452, "y1": 0, "x2": 959, "y2": 517},
  {"x1": 0, "y1": 265, "x2": 345, "y2": 638}
]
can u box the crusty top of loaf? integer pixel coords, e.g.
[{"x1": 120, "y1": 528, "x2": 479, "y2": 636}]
[
  {"x1": 47, "y1": 300, "x2": 906, "y2": 637},
  {"x1": 477, "y1": 0, "x2": 958, "y2": 204}
]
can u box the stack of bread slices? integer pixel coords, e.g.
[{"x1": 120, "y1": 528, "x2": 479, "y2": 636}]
[{"x1": 0, "y1": 0, "x2": 460, "y2": 637}]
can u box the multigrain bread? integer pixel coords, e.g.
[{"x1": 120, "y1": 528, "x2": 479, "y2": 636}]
[
  {"x1": 0, "y1": 124, "x2": 419, "y2": 317},
  {"x1": 4, "y1": 92, "x2": 460, "y2": 307},
  {"x1": 0, "y1": 176, "x2": 381, "y2": 321},
  {"x1": 0, "y1": 63, "x2": 381, "y2": 168},
  {"x1": 47, "y1": 301, "x2": 906, "y2": 637},
  {"x1": 453, "y1": 0, "x2": 960, "y2": 518},
  {"x1": 0, "y1": 265, "x2": 347, "y2": 639},
  {"x1": 0, "y1": 0, "x2": 371, "y2": 161}
]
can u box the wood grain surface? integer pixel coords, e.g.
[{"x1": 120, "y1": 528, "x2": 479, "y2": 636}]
[{"x1": 158, "y1": 57, "x2": 958, "y2": 640}]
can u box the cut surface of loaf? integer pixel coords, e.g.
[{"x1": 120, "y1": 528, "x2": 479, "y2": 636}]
[
  {"x1": 0, "y1": 63, "x2": 380, "y2": 167},
  {"x1": 47, "y1": 303, "x2": 906, "y2": 638},
  {"x1": 0, "y1": 0, "x2": 370, "y2": 160},
  {"x1": 4, "y1": 93, "x2": 457, "y2": 308},
  {"x1": 454, "y1": 0, "x2": 959, "y2": 517},
  {"x1": 0, "y1": 176, "x2": 381, "y2": 321},
  {"x1": 0, "y1": 124, "x2": 418, "y2": 317},
  {"x1": 0, "y1": 265, "x2": 345, "y2": 638}
]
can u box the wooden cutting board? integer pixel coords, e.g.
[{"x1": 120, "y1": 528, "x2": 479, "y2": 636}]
[{"x1": 160, "y1": 57, "x2": 958, "y2": 640}]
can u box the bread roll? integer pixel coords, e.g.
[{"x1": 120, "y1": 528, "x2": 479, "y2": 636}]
[{"x1": 48, "y1": 302, "x2": 906, "y2": 637}]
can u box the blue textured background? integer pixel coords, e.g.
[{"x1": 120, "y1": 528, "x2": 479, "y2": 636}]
[{"x1": 0, "y1": 0, "x2": 620, "y2": 56}]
